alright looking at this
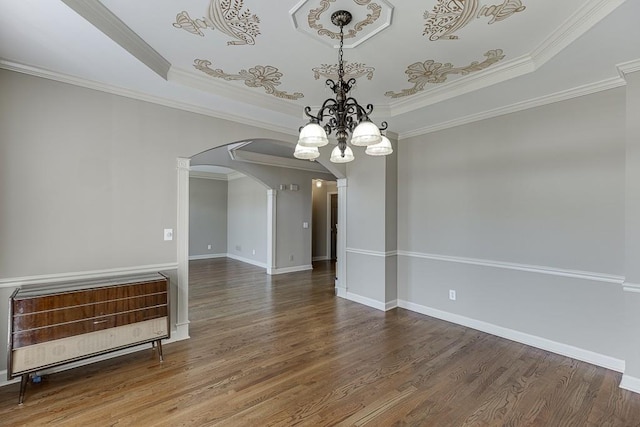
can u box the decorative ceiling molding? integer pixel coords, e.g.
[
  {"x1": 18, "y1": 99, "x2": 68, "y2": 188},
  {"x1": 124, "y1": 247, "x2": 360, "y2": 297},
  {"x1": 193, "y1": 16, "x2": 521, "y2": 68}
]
[
  {"x1": 617, "y1": 59, "x2": 640, "y2": 78},
  {"x1": 290, "y1": 0, "x2": 394, "y2": 48},
  {"x1": 530, "y1": 0, "x2": 626, "y2": 67},
  {"x1": 61, "y1": 0, "x2": 170, "y2": 79},
  {"x1": 173, "y1": 0, "x2": 261, "y2": 46},
  {"x1": 399, "y1": 76, "x2": 626, "y2": 139},
  {"x1": 0, "y1": 60, "x2": 297, "y2": 138},
  {"x1": 385, "y1": 49, "x2": 505, "y2": 99},
  {"x1": 168, "y1": 66, "x2": 302, "y2": 118},
  {"x1": 388, "y1": 54, "x2": 534, "y2": 116},
  {"x1": 423, "y1": 0, "x2": 526, "y2": 41},
  {"x1": 193, "y1": 59, "x2": 303, "y2": 100}
]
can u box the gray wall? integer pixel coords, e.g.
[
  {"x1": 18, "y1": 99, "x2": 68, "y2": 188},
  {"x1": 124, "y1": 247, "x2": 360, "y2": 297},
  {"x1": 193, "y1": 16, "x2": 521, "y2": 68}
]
[
  {"x1": 397, "y1": 87, "x2": 626, "y2": 360},
  {"x1": 0, "y1": 69, "x2": 296, "y2": 374},
  {"x1": 189, "y1": 177, "x2": 228, "y2": 257},
  {"x1": 227, "y1": 176, "x2": 267, "y2": 264}
]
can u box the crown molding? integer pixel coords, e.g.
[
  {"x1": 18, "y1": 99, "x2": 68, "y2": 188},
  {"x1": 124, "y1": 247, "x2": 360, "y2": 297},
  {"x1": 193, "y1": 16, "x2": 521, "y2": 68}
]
[
  {"x1": 389, "y1": 55, "x2": 535, "y2": 117},
  {"x1": 0, "y1": 59, "x2": 297, "y2": 137},
  {"x1": 61, "y1": 0, "x2": 170, "y2": 79},
  {"x1": 169, "y1": 66, "x2": 303, "y2": 118},
  {"x1": 389, "y1": 0, "x2": 625, "y2": 119},
  {"x1": 400, "y1": 76, "x2": 626, "y2": 139},
  {"x1": 617, "y1": 59, "x2": 640, "y2": 78},
  {"x1": 530, "y1": 0, "x2": 626, "y2": 66}
]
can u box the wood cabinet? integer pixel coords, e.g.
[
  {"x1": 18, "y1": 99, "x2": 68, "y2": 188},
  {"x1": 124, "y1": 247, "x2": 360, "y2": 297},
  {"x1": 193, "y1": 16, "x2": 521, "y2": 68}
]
[{"x1": 7, "y1": 273, "x2": 169, "y2": 403}]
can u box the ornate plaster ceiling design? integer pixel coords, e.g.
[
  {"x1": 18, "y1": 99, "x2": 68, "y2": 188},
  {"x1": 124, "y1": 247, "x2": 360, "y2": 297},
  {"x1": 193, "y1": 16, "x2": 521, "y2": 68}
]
[
  {"x1": 173, "y1": 0, "x2": 261, "y2": 45},
  {"x1": 193, "y1": 59, "x2": 304, "y2": 100},
  {"x1": 290, "y1": 0, "x2": 394, "y2": 48},
  {"x1": 424, "y1": 0, "x2": 526, "y2": 41},
  {"x1": 312, "y1": 61, "x2": 375, "y2": 81},
  {"x1": 385, "y1": 49, "x2": 505, "y2": 99}
]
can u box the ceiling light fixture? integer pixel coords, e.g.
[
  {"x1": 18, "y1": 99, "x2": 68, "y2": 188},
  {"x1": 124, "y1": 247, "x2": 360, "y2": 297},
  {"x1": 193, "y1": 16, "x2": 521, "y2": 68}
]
[{"x1": 294, "y1": 10, "x2": 392, "y2": 163}]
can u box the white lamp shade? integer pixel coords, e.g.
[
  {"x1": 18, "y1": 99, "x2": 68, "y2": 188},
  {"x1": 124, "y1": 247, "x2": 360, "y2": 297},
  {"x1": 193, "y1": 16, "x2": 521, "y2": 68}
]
[
  {"x1": 294, "y1": 144, "x2": 320, "y2": 160},
  {"x1": 365, "y1": 135, "x2": 393, "y2": 156},
  {"x1": 330, "y1": 145, "x2": 354, "y2": 163},
  {"x1": 298, "y1": 123, "x2": 329, "y2": 147},
  {"x1": 350, "y1": 121, "x2": 382, "y2": 146}
]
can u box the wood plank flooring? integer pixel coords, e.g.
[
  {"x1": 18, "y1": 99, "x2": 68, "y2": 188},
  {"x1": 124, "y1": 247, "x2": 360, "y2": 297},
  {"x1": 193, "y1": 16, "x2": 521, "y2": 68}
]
[{"x1": 1, "y1": 258, "x2": 640, "y2": 426}]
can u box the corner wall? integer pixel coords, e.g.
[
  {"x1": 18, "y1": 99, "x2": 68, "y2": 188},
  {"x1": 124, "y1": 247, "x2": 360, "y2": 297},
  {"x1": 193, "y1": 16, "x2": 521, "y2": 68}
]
[{"x1": 397, "y1": 87, "x2": 627, "y2": 369}]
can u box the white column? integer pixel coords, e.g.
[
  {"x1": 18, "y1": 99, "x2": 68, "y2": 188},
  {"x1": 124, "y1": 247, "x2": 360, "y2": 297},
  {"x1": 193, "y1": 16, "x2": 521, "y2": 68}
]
[
  {"x1": 175, "y1": 157, "x2": 191, "y2": 340},
  {"x1": 336, "y1": 178, "x2": 348, "y2": 297},
  {"x1": 267, "y1": 189, "x2": 277, "y2": 275}
]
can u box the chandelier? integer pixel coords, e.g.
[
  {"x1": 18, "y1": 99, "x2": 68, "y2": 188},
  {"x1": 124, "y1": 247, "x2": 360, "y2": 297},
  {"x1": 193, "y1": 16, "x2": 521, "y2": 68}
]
[{"x1": 294, "y1": 10, "x2": 392, "y2": 163}]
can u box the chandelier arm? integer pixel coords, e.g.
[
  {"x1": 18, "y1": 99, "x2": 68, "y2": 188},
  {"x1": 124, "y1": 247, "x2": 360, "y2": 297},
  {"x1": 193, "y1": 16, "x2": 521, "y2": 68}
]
[{"x1": 379, "y1": 121, "x2": 388, "y2": 132}]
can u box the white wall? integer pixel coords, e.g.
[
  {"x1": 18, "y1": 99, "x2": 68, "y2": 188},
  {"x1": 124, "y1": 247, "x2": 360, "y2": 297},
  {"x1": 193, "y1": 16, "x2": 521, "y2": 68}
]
[
  {"x1": 227, "y1": 176, "x2": 268, "y2": 266},
  {"x1": 189, "y1": 177, "x2": 227, "y2": 258},
  {"x1": 397, "y1": 87, "x2": 626, "y2": 365}
]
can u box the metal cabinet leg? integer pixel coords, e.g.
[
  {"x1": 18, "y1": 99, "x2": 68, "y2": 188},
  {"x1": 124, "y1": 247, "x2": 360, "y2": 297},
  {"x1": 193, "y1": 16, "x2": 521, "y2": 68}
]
[
  {"x1": 156, "y1": 340, "x2": 164, "y2": 362},
  {"x1": 18, "y1": 374, "x2": 28, "y2": 404}
]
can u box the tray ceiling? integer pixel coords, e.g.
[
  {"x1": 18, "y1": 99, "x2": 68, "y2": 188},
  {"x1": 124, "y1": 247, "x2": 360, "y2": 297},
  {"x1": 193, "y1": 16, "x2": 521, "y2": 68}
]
[{"x1": 0, "y1": 0, "x2": 638, "y2": 138}]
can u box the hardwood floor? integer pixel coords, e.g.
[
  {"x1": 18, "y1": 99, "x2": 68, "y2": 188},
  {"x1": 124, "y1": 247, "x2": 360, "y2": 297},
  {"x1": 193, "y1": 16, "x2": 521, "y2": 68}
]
[{"x1": 1, "y1": 258, "x2": 640, "y2": 426}]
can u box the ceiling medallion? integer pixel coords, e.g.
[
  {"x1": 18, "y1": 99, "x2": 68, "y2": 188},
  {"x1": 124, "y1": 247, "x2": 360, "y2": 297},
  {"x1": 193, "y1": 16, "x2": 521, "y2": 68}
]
[
  {"x1": 290, "y1": 0, "x2": 394, "y2": 48},
  {"x1": 424, "y1": 0, "x2": 526, "y2": 41},
  {"x1": 312, "y1": 61, "x2": 375, "y2": 81},
  {"x1": 294, "y1": 10, "x2": 392, "y2": 164},
  {"x1": 194, "y1": 60, "x2": 303, "y2": 100},
  {"x1": 308, "y1": 0, "x2": 381, "y2": 40},
  {"x1": 173, "y1": 0, "x2": 261, "y2": 46},
  {"x1": 385, "y1": 49, "x2": 505, "y2": 99}
]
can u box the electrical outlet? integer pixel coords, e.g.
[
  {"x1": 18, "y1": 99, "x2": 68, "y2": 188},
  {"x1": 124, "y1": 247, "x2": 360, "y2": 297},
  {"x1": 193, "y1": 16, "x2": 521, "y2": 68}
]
[
  {"x1": 252, "y1": 249, "x2": 256, "y2": 255},
  {"x1": 163, "y1": 229, "x2": 173, "y2": 241},
  {"x1": 449, "y1": 290, "x2": 456, "y2": 301},
  {"x1": 207, "y1": 245, "x2": 211, "y2": 250}
]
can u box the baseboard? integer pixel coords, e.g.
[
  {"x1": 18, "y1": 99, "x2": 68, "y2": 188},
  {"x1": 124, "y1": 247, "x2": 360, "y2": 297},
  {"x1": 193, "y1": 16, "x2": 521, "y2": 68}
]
[
  {"x1": 268, "y1": 265, "x2": 313, "y2": 275},
  {"x1": 620, "y1": 375, "x2": 640, "y2": 394},
  {"x1": 313, "y1": 256, "x2": 330, "y2": 261},
  {"x1": 385, "y1": 299, "x2": 398, "y2": 311},
  {"x1": 188, "y1": 253, "x2": 226, "y2": 261},
  {"x1": 0, "y1": 331, "x2": 189, "y2": 390},
  {"x1": 398, "y1": 299, "x2": 625, "y2": 373},
  {"x1": 226, "y1": 253, "x2": 267, "y2": 269},
  {"x1": 335, "y1": 286, "x2": 347, "y2": 298}
]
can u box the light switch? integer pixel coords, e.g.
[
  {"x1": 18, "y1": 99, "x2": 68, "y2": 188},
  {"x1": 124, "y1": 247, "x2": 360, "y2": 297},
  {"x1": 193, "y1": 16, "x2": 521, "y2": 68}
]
[
  {"x1": 164, "y1": 229, "x2": 173, "y2": 241},
  {"x1": 303, "y1": 222, "x2": 309, "y2": 229}
]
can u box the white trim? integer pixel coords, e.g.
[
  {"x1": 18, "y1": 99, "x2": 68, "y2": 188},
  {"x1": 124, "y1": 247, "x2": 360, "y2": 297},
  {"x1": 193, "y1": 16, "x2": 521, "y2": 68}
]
[
  {"x1": 620, "y1": 375, "x2": 640, "y2": 394},
  {"x1": 398, "y1": 300, "x2": 625, "y2": 373},
  {"x1": 618, "y1": 59, "x2": 640, "y2": 78},
  {"x1": 227, "y1": 171, "x2": 245, "y2": 181},
  {"x1": 336, "y1": 179, "x2": 348, "y2": 292},
  {"x1": 0, "y1": 332, "x2": 190, "y2": 389},
  {"x1": 189, "y1": 171, "x2": 229, "y2": 181},
  {"x1": 400, "y1": 77, "x2": 626, "y2": 139},
  {"x1": 267, "y1": 189, "x2": 277, "y2": 275},
  {"x1": 176, "y1": 158, "x2": 191, "y2": 340},
  {"x1": 228, "y1": 145, "x2": 328, "y2": 173},
  {"x1": 623, "y1": 282, "x2": 640, "y2": 293},
  {"x1": 346, "y1": 248, "x2": 398, "y2": 258},
  {"x1": 0, "y1": 60, "x2": 297, "y2": 138},
  {"x1": 61, "y1": 0, "x2": 171, "y2": 79},
  {"x1": 343, "y1": 292, "x2": 386, "y2": 311},
  {"x1": 269, "y1": 265, "x2": 313, "y2": 275},
  {"x1": 188, "y1": 253, "x2": 227, "y2": 261},
  {"x1": 226, "y1": 253, "x2": 267, "y2": 269},
  {"x1": 385, "y1": 299, "x2": 398, "y2": 311},
  {"x1": 397, "y1": 250, "x2": 624, "y2": 284},
  {"x1": 335, "y1": 286, "x2": 347, "y2": 298},
  {"x1": 313, "y1": 256, "x2": 330, "y2": 262},
  {"x1": 530, "y1": 0, "x2": 625, "y2": 67},
  {"x1": 0, "y1": 263, "x2": 178, "y2": 288}
]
